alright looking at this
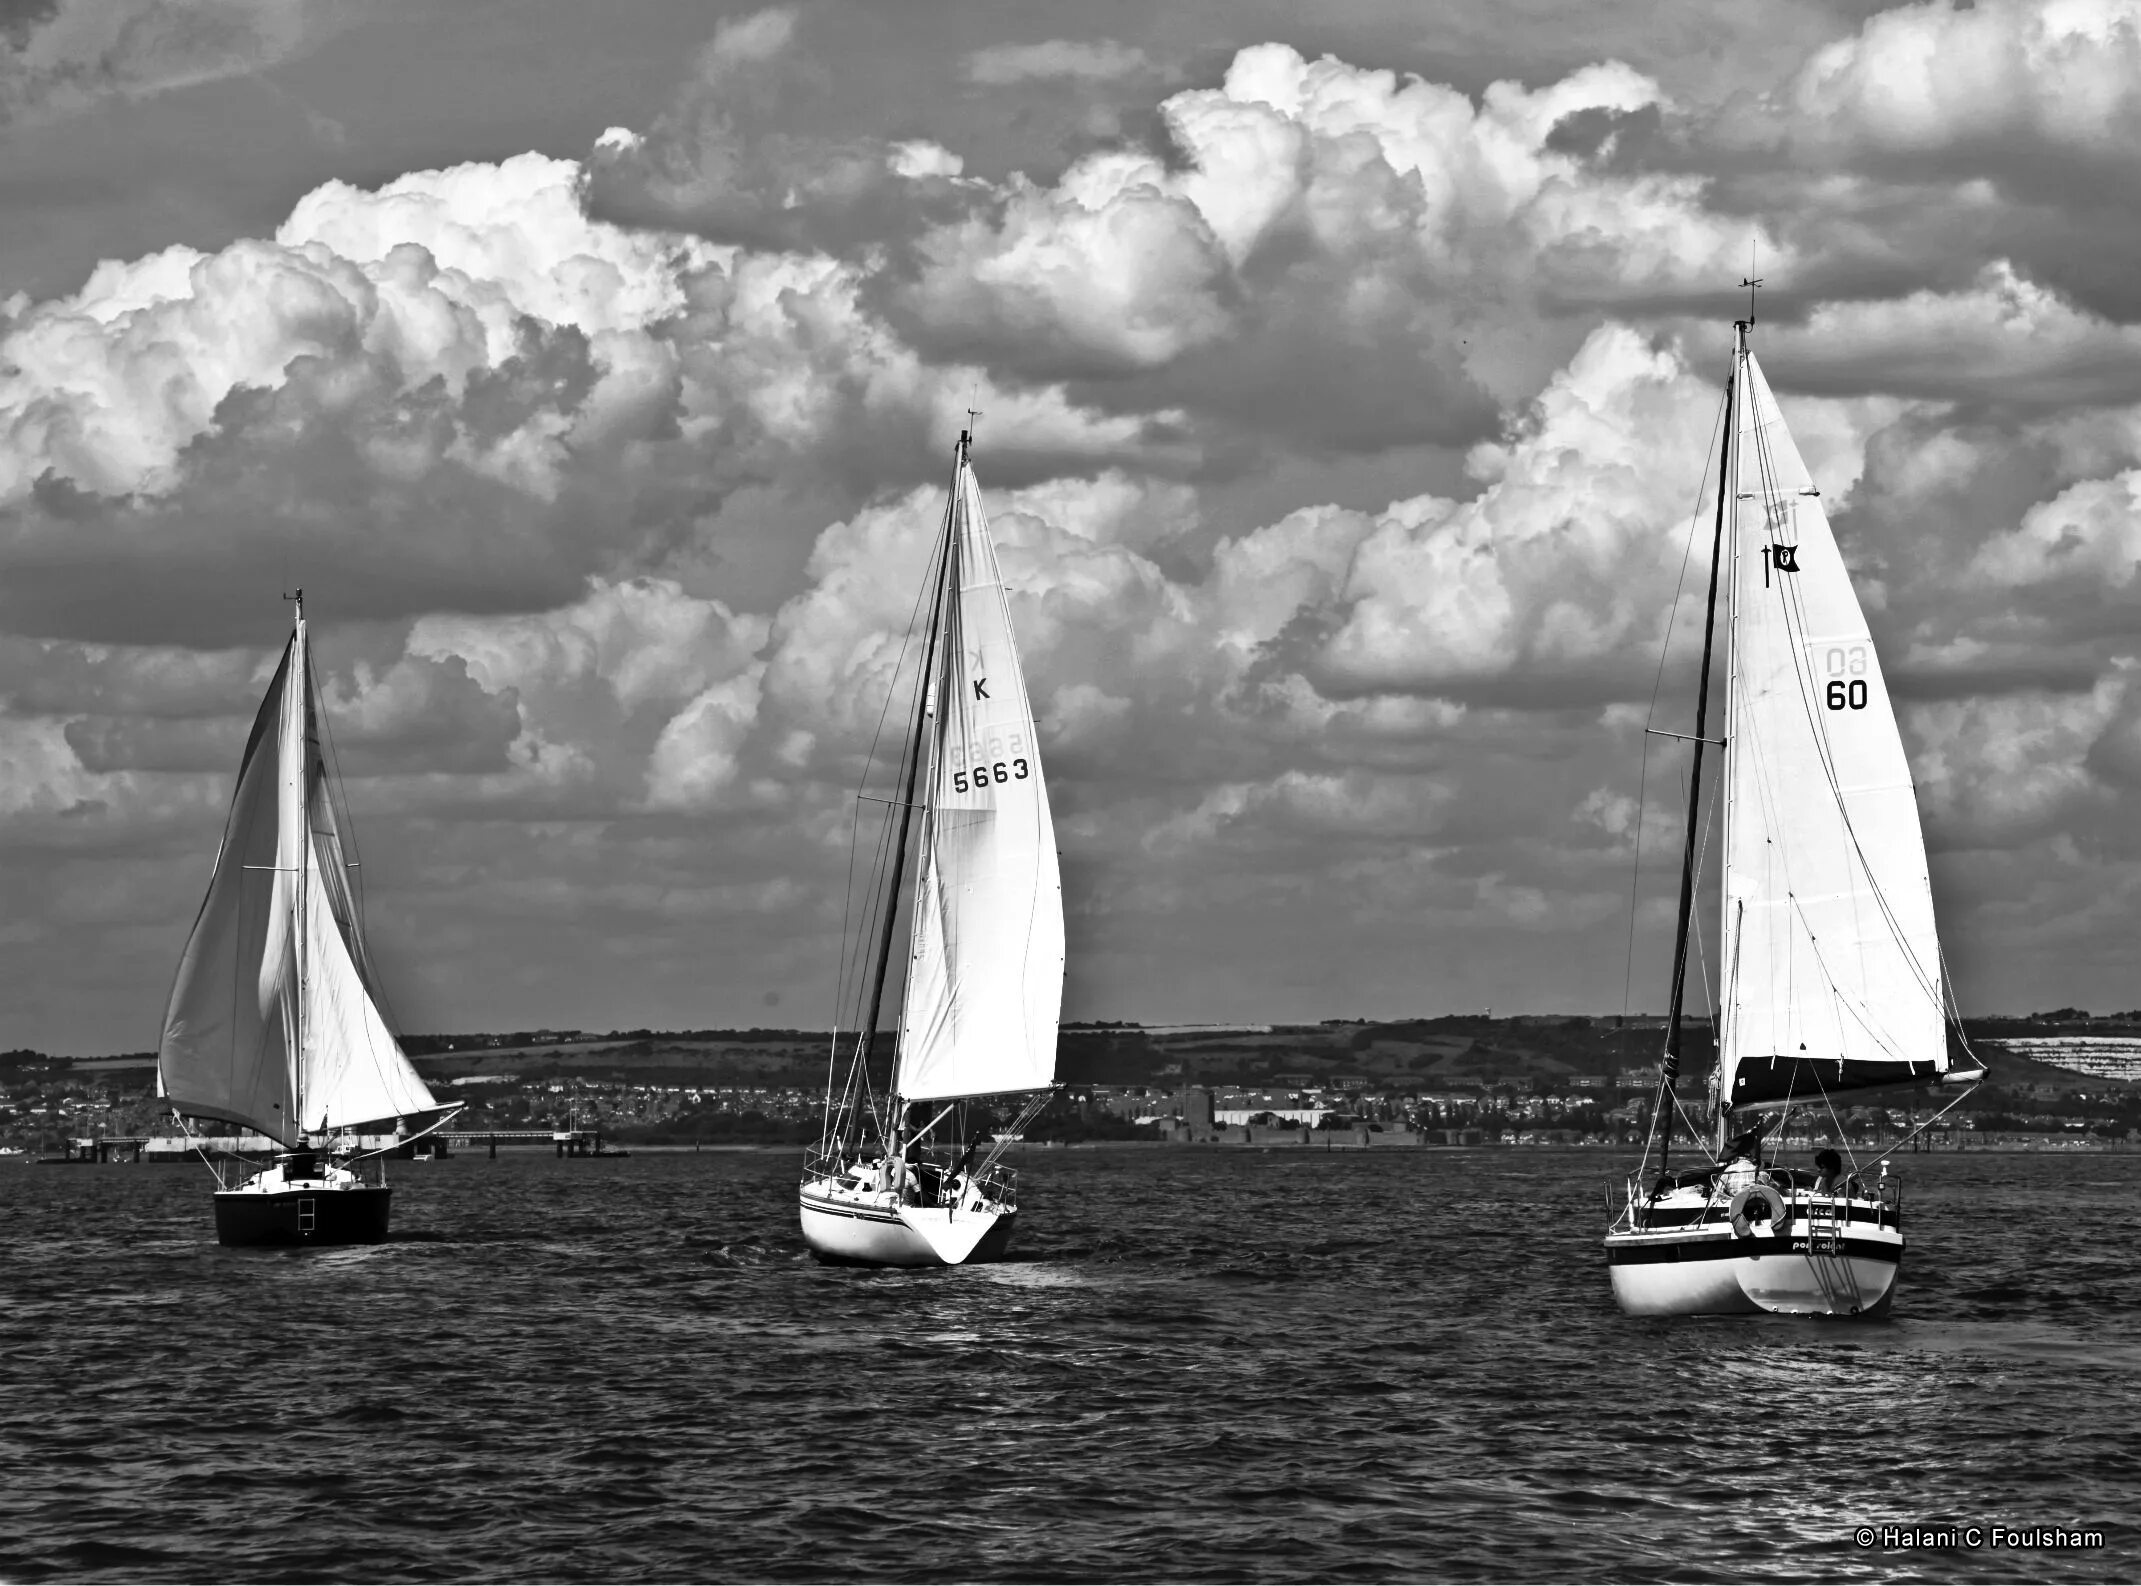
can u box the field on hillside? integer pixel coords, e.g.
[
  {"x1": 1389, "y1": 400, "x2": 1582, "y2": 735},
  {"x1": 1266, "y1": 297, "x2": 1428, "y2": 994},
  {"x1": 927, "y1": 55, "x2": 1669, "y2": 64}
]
[{"x1": 401, "y1": 1017, "x2": 1713, "y2": 1092}]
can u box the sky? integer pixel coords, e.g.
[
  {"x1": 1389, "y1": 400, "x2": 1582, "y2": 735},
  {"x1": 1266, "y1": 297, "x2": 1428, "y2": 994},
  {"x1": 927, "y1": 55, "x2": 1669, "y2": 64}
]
[{"x1": 4, "y1": 0, "x2": 2140, "y2": 1053}]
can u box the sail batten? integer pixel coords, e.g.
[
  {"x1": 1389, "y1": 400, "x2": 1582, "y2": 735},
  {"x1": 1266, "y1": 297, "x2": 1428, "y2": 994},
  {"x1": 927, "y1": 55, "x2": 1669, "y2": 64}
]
[
  {"x1": 158, "y1": 605, "x2": 443, "y2": 1146},
  {"x1": 1717, "y1": 348, "x2": 1950, "y2": 1112}
]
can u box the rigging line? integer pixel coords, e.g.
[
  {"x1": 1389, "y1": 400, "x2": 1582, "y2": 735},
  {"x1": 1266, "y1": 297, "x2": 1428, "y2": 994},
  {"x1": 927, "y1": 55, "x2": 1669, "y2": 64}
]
[
  {"x1": 840, "y1": 631, "x2": 928, "y2": 1041},
  {"x1": 829, "y1": 502, "x2": 947, "y2": 1044},
  {"x1": 1688, "y1": 744, "x2": 1723, "y2": 1025},
  {"x1": 1782, "y1": 890, "x2": 1915, "y2": 1064},
  {"x1": 1864, "y1": 1079, "x2": 1980, "y2": 1159},
  {"x1": 860, "y1": 458, "x2": 961, "y2": 1151},
  {"x1": 1933, "y1": 934, "x2": 1979, "y2": 1057},
  {"x1": 1622, "y1": 384, "x2": 1732, "y2": 1024}
]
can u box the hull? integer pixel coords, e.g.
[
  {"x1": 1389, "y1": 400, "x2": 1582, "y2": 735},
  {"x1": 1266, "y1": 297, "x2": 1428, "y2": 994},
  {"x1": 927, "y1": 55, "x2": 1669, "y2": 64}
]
[
  {"x1": 1606, "y1": 1218, "x2": 1900, "y2": 1317},
  {"x1": 214, "y1": 1183, "x2": 392, "y2": 1247},
  {"x1": 799, "y1": 1187, "x2": 1016, "y2": 1268}
]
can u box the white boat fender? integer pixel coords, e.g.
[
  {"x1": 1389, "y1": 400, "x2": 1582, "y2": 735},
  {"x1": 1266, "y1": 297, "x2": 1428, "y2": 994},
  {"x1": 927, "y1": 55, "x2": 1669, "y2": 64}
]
[{"x1": 1729, "y1": 1182, "x2": 1789, "y2": 1238}]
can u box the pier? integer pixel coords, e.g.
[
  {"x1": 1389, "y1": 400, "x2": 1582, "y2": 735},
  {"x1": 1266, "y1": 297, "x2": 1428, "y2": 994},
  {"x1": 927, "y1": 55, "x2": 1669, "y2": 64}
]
[
  {"x1": 40, "y1": 1136, "x2": 148, "y2": 1164},
  {"x1": 435, "y1": 1127, "x2": 620, "y2": 1158}
]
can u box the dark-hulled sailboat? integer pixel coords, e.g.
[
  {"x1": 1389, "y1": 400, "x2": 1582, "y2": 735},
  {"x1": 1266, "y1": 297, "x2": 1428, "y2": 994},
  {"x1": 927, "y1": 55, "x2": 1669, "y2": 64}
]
[
  {"x1": 157, "y1": 594, "x2": 459, "y2": 1245},
  {"x1": 1604, "y1": 315, "x2": 1982, "y2": 1317}
]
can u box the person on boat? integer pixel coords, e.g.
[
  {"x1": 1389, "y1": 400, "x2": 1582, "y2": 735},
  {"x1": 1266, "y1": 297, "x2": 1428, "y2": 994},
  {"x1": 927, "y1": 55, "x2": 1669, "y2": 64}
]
[
  {"x1": 1813, "y1": 1147, "x2": 1845, "y2": 1193},
  {"x1": 1720, "y1": 1123, "x2": 1769, "y2": 1166}
]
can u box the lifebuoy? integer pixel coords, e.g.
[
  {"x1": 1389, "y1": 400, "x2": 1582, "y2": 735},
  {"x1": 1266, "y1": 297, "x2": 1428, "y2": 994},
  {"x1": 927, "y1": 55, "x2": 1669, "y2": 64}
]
[{"x1": 1729, "y1": 1182, "x2": 1789, "y2": 1238}]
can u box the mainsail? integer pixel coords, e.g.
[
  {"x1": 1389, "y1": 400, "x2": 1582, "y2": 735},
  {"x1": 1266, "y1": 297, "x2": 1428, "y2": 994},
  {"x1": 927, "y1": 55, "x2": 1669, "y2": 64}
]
[
  {"x1": 894, "y1": 452, "x2": 1065, "y2": 1102},
  {"x1": 158, "y1": 604, "x2": 448, "y2": 1145},
  {"x1": 1716, "y1": 350, "x2": 1950, "y2": 1111}
]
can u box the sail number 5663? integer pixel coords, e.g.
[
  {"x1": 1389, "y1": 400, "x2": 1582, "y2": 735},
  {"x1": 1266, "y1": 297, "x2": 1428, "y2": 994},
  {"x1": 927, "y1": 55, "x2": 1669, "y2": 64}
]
[
  {"x1": 953, "y1": 759, "x2": 1029, "y2": 793},
  {"x1": 1824, "y1": 645, "x2": 1869, "y2": 711},
  {"x1": 949, "y1": 732, "x2": 1029, "y2": 794}
]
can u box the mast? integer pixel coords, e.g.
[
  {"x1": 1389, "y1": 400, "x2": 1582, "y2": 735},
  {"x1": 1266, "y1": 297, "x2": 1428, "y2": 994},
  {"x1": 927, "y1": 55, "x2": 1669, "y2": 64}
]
[
  {"x1": 854, "y1": 435, "x2": 964, "y2": 1159},
  {"x1": 1717, "y1": 318, "x2": 1748, "y2": 1151},
  {"x1": 1653, "y1": 337, "x2": 1739, "y2": 1175},
  {"x1": 291, "y1": 590, "x2": 308, "y2": 1144}
]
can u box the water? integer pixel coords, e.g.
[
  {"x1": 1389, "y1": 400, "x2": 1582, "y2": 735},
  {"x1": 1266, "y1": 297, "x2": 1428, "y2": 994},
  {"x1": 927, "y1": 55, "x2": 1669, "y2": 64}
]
[{"x1": 1, "y1": 1147, "x2": 2135, "y2": 1582}]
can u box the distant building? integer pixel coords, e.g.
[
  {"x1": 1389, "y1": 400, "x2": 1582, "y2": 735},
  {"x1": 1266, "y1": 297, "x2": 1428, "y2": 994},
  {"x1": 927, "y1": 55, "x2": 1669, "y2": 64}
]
[{"x1": 1215, "y1": 1107, "x2": 1329, "y2": 1126}]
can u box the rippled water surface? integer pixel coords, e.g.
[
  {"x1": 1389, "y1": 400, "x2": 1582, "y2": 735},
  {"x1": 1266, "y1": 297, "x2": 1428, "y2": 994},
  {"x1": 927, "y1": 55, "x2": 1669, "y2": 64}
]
[{"x1": 2, "y1": 1147, "x2": 2136, "y2": 1582}]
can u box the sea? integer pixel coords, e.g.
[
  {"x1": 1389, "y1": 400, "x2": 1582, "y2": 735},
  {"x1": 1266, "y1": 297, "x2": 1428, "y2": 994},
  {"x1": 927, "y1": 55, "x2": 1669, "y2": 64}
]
[{"x1": 1, "y1": 1146, "x2": 2134, "y2": 1583}]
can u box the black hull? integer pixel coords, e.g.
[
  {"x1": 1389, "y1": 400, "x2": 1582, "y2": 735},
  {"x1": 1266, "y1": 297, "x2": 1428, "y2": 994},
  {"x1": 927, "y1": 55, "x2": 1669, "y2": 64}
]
[{"x1": 213, "y1": 1185, "x2": 392, "y2": 1247}]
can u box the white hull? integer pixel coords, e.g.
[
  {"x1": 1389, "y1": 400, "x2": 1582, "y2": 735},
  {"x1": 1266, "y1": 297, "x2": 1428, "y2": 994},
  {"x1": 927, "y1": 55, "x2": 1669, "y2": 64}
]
[
  {"x1": 1607, "y1": 1221, "x2": 1900, "y2": 1317},
  {"x1": 798, "y1": 1173, "x2": 1017, "y2": 1268},
  {"x1": 1607, "y1": 1164, "x2": 1904, "y2": 1318}
]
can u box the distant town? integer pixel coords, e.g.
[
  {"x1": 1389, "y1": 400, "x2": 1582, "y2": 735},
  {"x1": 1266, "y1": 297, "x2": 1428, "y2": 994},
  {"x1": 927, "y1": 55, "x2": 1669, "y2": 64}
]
[{"x1": 7, "y1": 1010, "x2": 2141, "y2": 1159}]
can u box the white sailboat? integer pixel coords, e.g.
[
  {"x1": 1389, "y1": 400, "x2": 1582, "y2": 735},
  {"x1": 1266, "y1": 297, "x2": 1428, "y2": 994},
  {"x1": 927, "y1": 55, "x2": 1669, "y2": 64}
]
[
  {"x1": 800, "y1": 429, "x2": 1065, "y2": 1267},
  {"x1": 1604, "y1": 315, "x2": 1983, "y2": 1317},
  {"x1": 158, "y1": 593, "x2": 459, "y2": 1245}
]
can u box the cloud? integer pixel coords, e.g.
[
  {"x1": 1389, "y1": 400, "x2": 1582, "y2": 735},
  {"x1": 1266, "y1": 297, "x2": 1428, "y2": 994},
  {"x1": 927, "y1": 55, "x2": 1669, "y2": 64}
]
[
  {"x1": 1909, "y1": 676, "x2": 2128, "y2": 845},
  {"x1": 1762, "y1": 262, "x2": 2141, "y2": 410},
  {"x1": 18, "y1": 18, "x2": 2141, "y2": 1044},
  {"x1": 0, "y1": 0, "x2": 347, "y2": 125},
  {"x1": 406, "y1": 576, "x2": 769, "y2": 808},
  {"x1": 963, "y1": 38, "x2": 1156, "y2": 86},
  {"x1": 1786, "y1": 0, "x2": 2141, "y2": 173},
  {"x1": 1304, "y1": 325, "x2": 1741, "y2": 699}
]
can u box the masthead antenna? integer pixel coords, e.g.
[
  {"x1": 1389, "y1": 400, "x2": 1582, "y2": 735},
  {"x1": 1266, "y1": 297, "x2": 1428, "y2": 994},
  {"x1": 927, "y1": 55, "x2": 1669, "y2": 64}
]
[{"x1": 1739, "y1": 238, "x2": 1762, "y2": 331}]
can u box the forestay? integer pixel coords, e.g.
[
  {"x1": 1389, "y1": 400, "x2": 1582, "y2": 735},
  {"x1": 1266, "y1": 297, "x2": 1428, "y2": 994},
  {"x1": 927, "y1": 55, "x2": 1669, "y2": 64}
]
[
  {"x1": 894, "y1": 456, "x2": 1065, "y2": 1102},
  {"x1": 158, "y1": 609, "x2": 447, "y2": 1145},
  {"x1": 1718, "y1": 351, "x2": 1949, "y2": 1111}
]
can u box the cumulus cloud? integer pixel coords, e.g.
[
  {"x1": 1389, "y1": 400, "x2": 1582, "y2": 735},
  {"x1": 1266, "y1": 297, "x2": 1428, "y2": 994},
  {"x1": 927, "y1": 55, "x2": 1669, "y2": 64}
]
[
  {"x1": 1786, "y1": 0, "x2": 2141, "y2": 172},
  {"x1": 406, "y1": 577, "x2": 769, "y2": 808}
]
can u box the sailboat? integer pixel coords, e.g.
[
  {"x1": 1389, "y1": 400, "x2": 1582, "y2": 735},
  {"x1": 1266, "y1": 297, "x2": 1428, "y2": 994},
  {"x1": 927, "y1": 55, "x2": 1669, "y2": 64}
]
[
  {"x1": 1604, "y1": 315, "x2": 1983, "y2": 1317},
  {"x1": 157, "y1": 593, "x2": 460, "y2": 1246},
  {"x1": 799, "y1": 428, "x2": 1064, "y2": 1267}
]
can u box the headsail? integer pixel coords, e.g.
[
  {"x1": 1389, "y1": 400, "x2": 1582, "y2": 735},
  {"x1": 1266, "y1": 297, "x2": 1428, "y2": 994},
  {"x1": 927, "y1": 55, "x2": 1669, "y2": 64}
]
[
  {"x1": 894, "y1": 452, "x2": 1065, "y2": 1102},
  {"x1": 159, "y1": 604, "x2": 447, "y2": 1145},
  {"x1": 1717, "y1": 350, "x2": 1949, "y2": 1111},
  {"x1": 300, "y1": 778, "x2": 450, "y2": 1135}
]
